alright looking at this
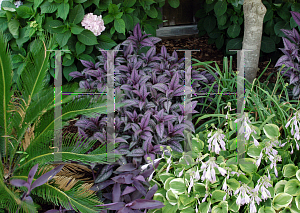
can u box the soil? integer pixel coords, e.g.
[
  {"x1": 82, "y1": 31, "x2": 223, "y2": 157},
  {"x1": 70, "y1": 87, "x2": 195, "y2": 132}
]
[{"x1": 155, "y1": 33, "x2": 281, "y2": 84}]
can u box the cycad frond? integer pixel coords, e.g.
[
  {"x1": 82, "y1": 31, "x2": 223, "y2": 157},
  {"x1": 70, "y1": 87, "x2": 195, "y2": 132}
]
[
  {"x1": 0, "y1": 30, "x2": 14, "y2": 160},
  {"x1": 28, "y1": 180, "x2": 104, "y2": 213},
  {"x1": 15, "y1": 33, "x2": 54, "y2": 108}
]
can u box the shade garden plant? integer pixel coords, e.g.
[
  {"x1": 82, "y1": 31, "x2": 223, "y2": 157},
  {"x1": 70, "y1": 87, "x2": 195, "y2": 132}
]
[{"x1": 1, "y1": 3, "x2": 300, "y2": 213}]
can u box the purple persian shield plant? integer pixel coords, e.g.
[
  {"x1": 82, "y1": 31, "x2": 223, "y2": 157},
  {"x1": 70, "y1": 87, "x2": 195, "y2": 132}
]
[
  {"x1": 275, "y1": 11, "x2": 300, "y2": 98},
  {"x1": 69, "y1": 23, "x2": 219, "y2": 212}
]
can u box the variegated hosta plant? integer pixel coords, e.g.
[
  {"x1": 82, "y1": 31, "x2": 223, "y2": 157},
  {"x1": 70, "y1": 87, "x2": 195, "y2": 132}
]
[
  {"x1": 148, "y1": 110, "x2": 300, "y2": 213},
  {"x1": 0, "y1": 30, "x2": 126, "y2": 213}
]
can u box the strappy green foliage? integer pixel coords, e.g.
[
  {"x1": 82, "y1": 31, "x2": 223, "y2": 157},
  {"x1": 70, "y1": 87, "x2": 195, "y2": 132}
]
[{"x1": 0, "y1": 29, "x2": 126, "y2": 213}]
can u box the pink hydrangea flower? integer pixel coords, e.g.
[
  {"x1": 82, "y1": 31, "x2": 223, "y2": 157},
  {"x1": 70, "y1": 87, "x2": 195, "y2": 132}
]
[{"x1": 81, "y1": 13, "x2": 105, "y2": 36}]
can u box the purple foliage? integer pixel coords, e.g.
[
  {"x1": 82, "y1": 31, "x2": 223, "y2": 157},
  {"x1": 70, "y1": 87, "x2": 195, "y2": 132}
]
[
  {"x1": 10, "y1": 164, "x2": 64, "y2": 203},
  {"x1": 69, "y1": 23, "x2": 218, "y2": 212},
  {"x1": 275, "y1": 11, "x2": 300, "y2": 98}
]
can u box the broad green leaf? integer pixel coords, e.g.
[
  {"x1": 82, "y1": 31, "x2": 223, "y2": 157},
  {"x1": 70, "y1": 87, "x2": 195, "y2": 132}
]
[
  {"x1": 211, "y1": 190, "x2": 226, "y2": 204},
  {"x1": 226, "y1": 178, "x2": 240, "y2": 191},
  {"x1": 295, "y1": 195, "x2": 300, "y2": 210},
  {"x1": 57, "y1": 3, "x2": 69, "y2": 21},
  {"x1": 8, "y1": 19, "x2": 20, "y2": 38},
  {"x1": 227, "y1": 23, "x2": 240, "y2": 38},
  {"x1": 69, "y1": 4, "x2": 84, "y2": 24},
  {"x1": 169, "y1": 178, "x2": 185, "y2": 194},
  {"x1": 204, "y1": 15, "x2": 216, "y2": 33},
  {"x1": 214, "y1": 0, "x2": 227, "y2": 16},
  {"x1": 199, "y1": 201, "x2": 211, "y2": 213},
  {"x1": 70, "y1": 24, "x2": 84, "y2": 35},
  {"x1": 144, "y1": 24, "x2": 155, "y2": 36},
  {"x1": 114, "y1": 12, "x2": 123, "y2": 19},
  {"x1": 239, "y1": 158, "x2": 258, "y2": 174},
  {"x1": 274, "y1": 21, "x2": 291, "y2": 37},
  {"x1": 103, "y1": 14, "x2": 114, "y2": 24},
  {"x1": 181, "y1": 207, "x2": 194, "y2": 213},
  {"x1": 62, "y1": 54, "x2": 74, "y2": 66},
  {"x1": 63, "y1": 64, "x2": 76, "y2": 82},
  {"x1": 284, "y1": 179, "x2": 300, "y2": 196},
  {"x1": 228, "y1": 196, "x2": 240, "y2": 212},
  {"x1": 40, "y1": 1, "x2": 58, "y2": 13},
  {"x1": 145, "y1": 5, "x2": 157, "y2": 18},
  {"x1": 168, "y1": 0, "x2": 179, "y2": 8},
  {"x1": 166, "y1": 189, "x2": 178, "y2": 205},
  {"x1": 34, "y1": 0, "x2": 44, "y2": 10},
  {"x1": 75, "y1": 41, "x2": 85, "y2": 55},
  {"x1": 261, "y1": 36, "x2": 276, "y2": 53},
  {"x1": 79, "y1": 54, "x2": 95, "y2": 64},
  {"x1": 161, "y1": 201, "x2": 178, "y2": 212},
  {"x1": 283, "y1": 164, "x2": 298, "y2": 178},
  {"x1": 263, "y1": 9, "x2": 273, "y2": 23},
  {"x1": 114, "y1": 18, "x2": 125, "y2": 34},
  {"x1": 123, "y1": 13, "x2": 133, "y2": 31},
  {"x1": 179, "y1": 194, "x2": 195, "y2": 206},
  {"x1": 211, "y1": 201, "x2": 228, "y2": 213},
  {"x1": 16, "y1": 5, "x2": 33, "y2": 18},
  {"x1": 225, "y1": 37, "x2": 243, "y2": 55},
  {"x1": 1, "y1": 1, "x2": 16, "y2": 11},
  {"x1": 108, "y1": 3, "x2": 119, "y2": 14},
  {"x1": 164, "y1": 177, "x2": 175, "y2": 191},
  {"x1": 258, "y1": 206, "x2": 276, "y2": 213},
  {"x1": 272, "y1": 193, "x2": 293, "y2": 211},
  {"x1": 123, "y1": 0, "x2": 136, "y2": 7},
  {"x1": 193, "y1": 183, "x2": 206, "y2": 197},
  {"x1": 159, "y1": 173, "x2": 175, "y2": 183},
  {"x1": 97, "y1": 34, "x2": 117, "y2": 50},
  {"x1": 217, "y1": 14, "x2": 227, "y2": 26},
  {"x1": 247, "y1": 144, "x2": 263, "y2": 158},
  {"x1": 275, "y1": 180, "x2": 288, "y2": 194},
  {"x1": 55, "y1": 30, "x2": 71, "y2": 47},
  {"x1": 44, "y1": 20, "x2": 64, "y2": 34},
  {"x1": 77, "y1": 30, "x2": 98, "y2": 45},
  {"x1": 263, "y1": 124, "x2": 280, "y2": 139}
]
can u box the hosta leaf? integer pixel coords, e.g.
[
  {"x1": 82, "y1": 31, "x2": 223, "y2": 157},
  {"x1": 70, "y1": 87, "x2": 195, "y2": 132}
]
[
  {"x1": 211, "y1": 201, "x2": 228, "y2": 213},
  {"x1": 211, "y1": 190, "x2": 226, "y2": 204},
  {"x1": 263, "y1": 124, "x2": 280, "y2": 139},
  {"x1": 238, "y1": 158, "x2": 258, "y2": 174},
  {"x1": 272, "y1": 193, "x2": 293, "y2": 211},
  {"x1": 275, "y1": 180, "x2": 288, "y2": 194},
  {"x1": 169, "y1": 178, "x2": 185, "y2": 194},
  {"x1": 283, "y1": 164, "x2": 298, "y2": 178},
  {"x1": 284, "y1": 179, "x2": 300, "y2": 196}
]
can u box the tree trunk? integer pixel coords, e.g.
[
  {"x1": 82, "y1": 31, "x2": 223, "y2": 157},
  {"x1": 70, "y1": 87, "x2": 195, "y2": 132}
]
[{"x1": 242, "y1": 0, "x2": 267, "y2": 84}]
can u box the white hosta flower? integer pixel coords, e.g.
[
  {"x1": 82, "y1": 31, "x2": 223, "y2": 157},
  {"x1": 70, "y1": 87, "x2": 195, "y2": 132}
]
[
  {"x1": 234, "y1": 182, "x2": 252, "y2": 206},
  {"x1": 14, "y1": 0, "x2": 22, "y2": 8},
  {"x1": 207, "y1": 128, "x2": 226, "y2": 154},
  {"x1": 285, "y1": 110, "x2": 300, "y2": 149},
  {"x1": 234, "y1": 112, "x2": 257, "y2": 141},
  {"x1": 201, "y1": 157, "x2": 227, "y2": 183},
  {"x1": 81, "y1": 13, "x2": 105, "y2": 36}
]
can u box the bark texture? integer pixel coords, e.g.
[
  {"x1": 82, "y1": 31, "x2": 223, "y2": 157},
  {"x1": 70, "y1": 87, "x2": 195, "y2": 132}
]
[{"x1": 242, "y1": 0, "x2": 267, "y2": 84}]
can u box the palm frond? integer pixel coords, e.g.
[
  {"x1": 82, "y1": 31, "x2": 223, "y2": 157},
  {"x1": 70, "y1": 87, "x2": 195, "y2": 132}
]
[{"x1": 0, "y1": 30, "x2": 14, "y2": 161}]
